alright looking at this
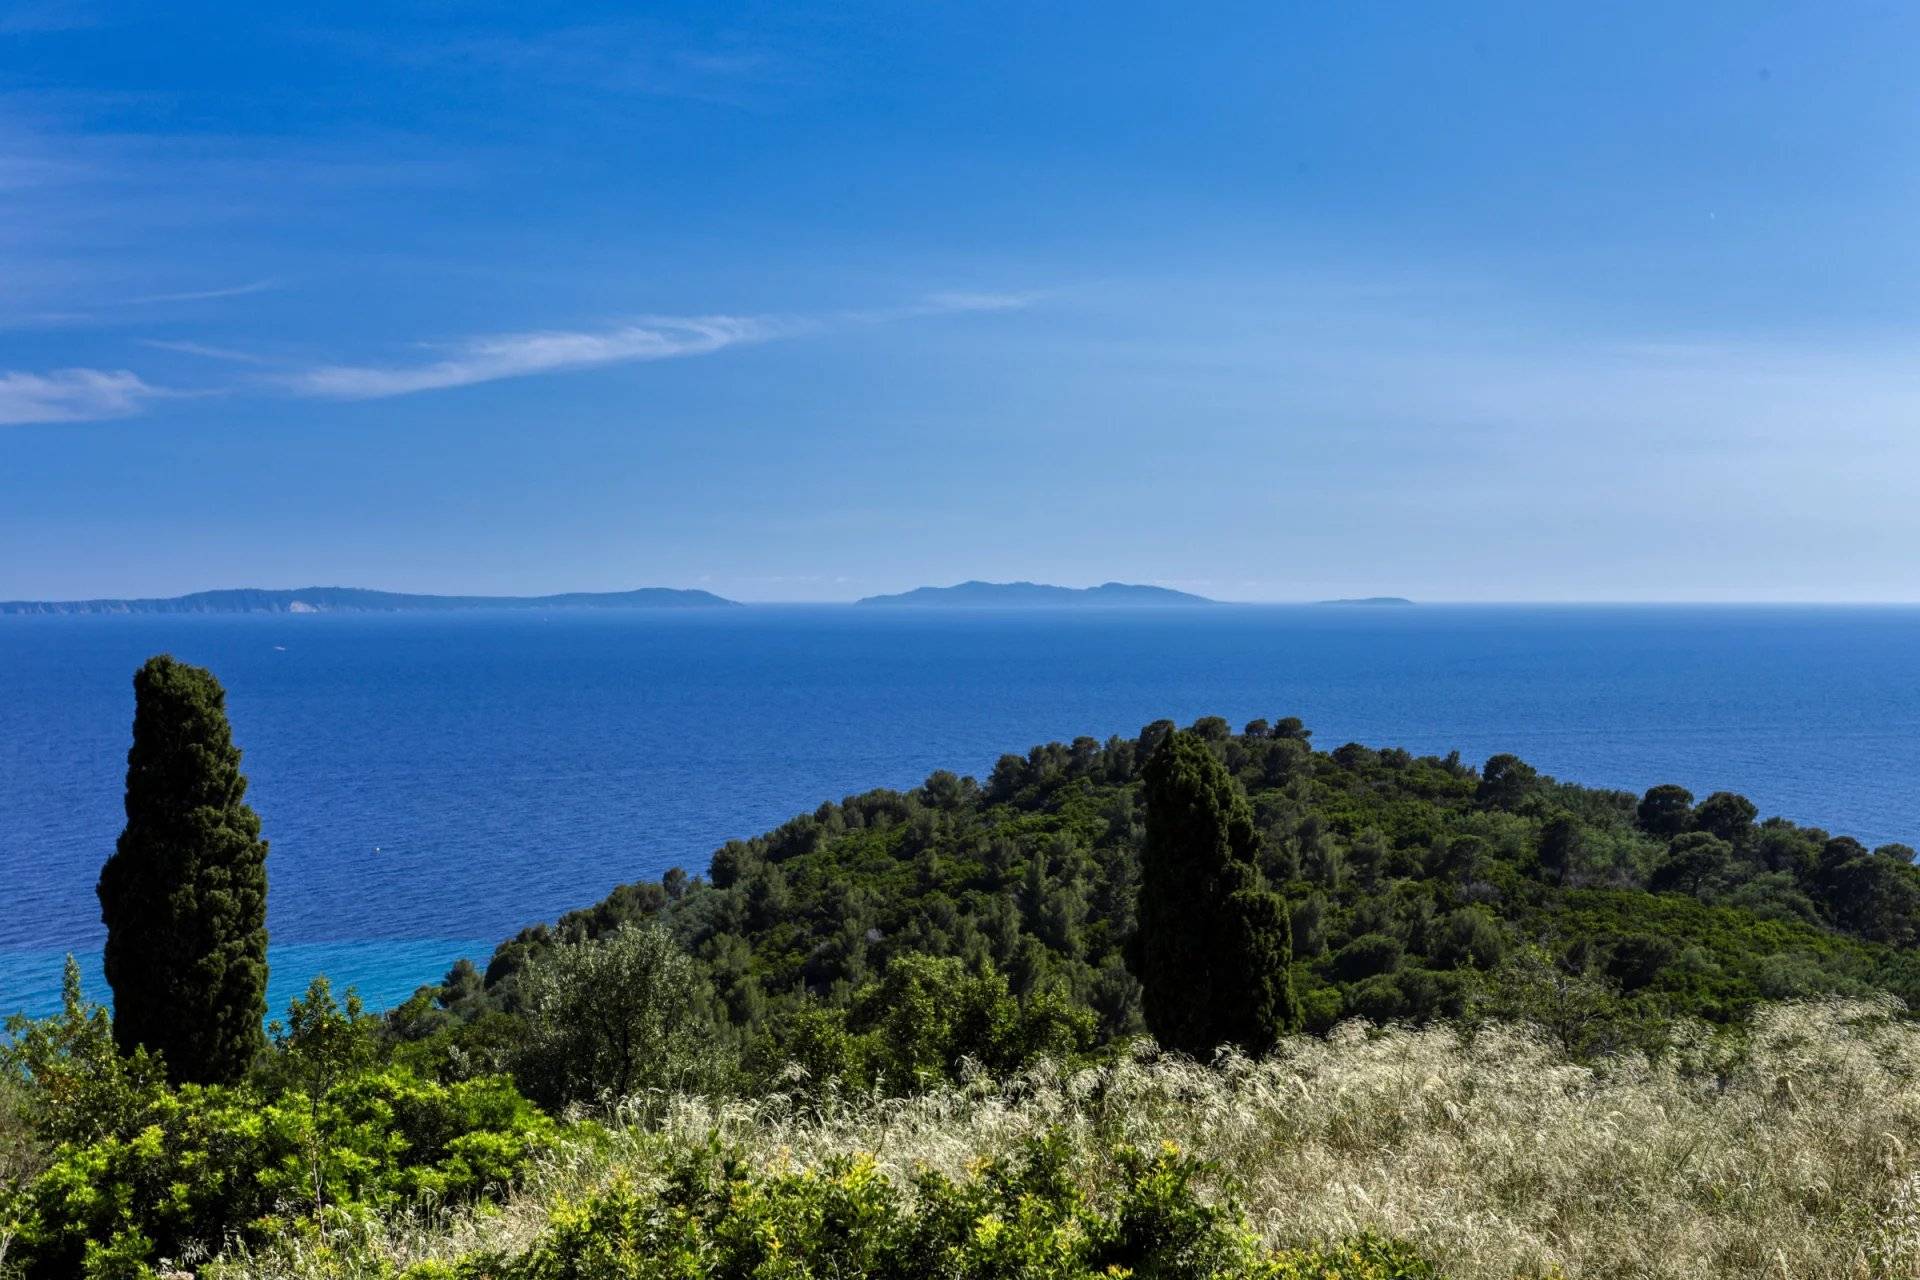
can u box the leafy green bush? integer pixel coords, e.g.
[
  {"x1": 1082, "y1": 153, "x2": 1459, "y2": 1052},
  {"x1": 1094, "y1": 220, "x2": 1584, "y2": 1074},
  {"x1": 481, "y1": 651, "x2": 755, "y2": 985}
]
[
  {"x1": 421, "y1": 1130, "x2": 1439, "y2": 1279},
  {"x1": 2, "y1": 957, "x2": 166, "y2": 1151},
  {"x1": 0, "y1": 972, "x2": 554, "y2": 1279},
  {"x1": 5, "y1": 1067, "x2": 552, "y2": 1278},
  {"x1": 1261, "y1": 1235, "x2": 1442, "y2": 1279}
]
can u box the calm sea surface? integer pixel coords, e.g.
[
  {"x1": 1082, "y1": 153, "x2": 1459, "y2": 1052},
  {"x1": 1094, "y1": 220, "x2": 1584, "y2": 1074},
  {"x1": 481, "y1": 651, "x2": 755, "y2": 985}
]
[{"x1": 3, "y1": 605, "x2": 1916, "y2": 1018}]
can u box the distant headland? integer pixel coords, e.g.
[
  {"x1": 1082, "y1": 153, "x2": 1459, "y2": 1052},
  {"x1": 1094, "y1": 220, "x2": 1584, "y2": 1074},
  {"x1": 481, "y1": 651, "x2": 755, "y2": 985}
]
[
  {"x1": 855, "y1": 580, "x2": 1215, "y2": 607},
  {"x1": 0, "y1": 586, "x2": 740, "y2": 615}
]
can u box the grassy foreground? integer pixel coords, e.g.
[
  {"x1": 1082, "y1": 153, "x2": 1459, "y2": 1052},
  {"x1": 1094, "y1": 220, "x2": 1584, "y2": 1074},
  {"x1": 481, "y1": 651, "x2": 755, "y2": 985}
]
[{"x1": 224, "y1": 1000, "x2": 1920, "y2": 1280}]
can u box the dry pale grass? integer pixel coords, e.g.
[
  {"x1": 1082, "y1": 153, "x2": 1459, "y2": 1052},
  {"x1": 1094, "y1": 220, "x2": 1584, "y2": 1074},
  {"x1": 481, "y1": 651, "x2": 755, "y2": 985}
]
[{"x1": 223, "y1": 1000, "x2": 1920, "y2": 1280}]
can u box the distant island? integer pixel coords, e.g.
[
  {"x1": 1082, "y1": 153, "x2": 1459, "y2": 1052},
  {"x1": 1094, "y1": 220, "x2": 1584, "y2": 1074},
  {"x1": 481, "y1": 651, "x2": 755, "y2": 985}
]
[
  {"x1": 0, "y1": 583, "x2": 1419, "y2": 614},
  {"x1": 855, "y1": 580, "x2": 1215, "y2": 608},
  {"x1": 0, "y1": 586, "x2": 740, "y2": 615}
]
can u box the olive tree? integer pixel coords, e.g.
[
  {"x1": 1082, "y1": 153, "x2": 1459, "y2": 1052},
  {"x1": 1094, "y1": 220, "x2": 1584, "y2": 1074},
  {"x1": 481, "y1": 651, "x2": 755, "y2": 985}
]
[{"x1": 511, "y1": 923, "x2": 718, "y2": 1111}]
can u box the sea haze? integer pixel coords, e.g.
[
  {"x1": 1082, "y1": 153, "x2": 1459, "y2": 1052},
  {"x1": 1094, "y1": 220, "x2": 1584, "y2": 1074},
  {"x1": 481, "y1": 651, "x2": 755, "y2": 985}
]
[{"x1": 3, "y1": 605, "x2": 1916, "y2": 1018}]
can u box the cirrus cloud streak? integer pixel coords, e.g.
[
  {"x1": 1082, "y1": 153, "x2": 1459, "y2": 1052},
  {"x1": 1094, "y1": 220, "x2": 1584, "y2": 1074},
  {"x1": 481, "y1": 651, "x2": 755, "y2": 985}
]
[
  {"x1": 286, "y1": 314, "x2": 768, "y2": 399},
  {"x1": 0, "y1": 367, "x2": 163, "y2": 425},
  {"x1": 281, "y1": 292, "x2": 1031, "y2": 400},
  {"x1": 2, "y1": 292, "x2": 1033, "y2": 421}
]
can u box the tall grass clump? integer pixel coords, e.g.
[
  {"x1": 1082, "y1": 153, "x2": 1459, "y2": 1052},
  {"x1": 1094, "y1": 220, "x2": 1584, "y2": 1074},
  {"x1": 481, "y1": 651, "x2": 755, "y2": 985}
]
[{"x1": 220, "y1": 1000, "x2": 1920, "y2": 1280}]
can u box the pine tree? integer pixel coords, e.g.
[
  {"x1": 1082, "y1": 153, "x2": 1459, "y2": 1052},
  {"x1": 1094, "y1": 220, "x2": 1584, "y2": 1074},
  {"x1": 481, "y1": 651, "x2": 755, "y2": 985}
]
[
  {"x1": 97, "y1": 655, "x2": 269, "y2": 1084},
  {"x1": 1129, "y1": 729, "x2": 1299, "y2": 1056}
]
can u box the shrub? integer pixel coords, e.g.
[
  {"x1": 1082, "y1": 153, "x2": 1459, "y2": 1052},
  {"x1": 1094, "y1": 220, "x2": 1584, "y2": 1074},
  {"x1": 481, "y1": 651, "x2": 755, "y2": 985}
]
[
  {"x1": 1, "y1": 958, "x2": 165, "y2": 1150},
  {"x1": 3, "y1": 1066, "x2": 552, "y2": 1278},
  {"x1": 847, "y1": 953, "x2": 1095, "y2": 1089},
  {"x1": 433, "y1": 1130, "x2": 1432, "y2": 1280},
  {"x1": 1334, "y1": 933, "x2": 1405, "y2": 982},
  {"x1": 1262, "y1": 1234, "x2": 1442, "y2": 1279}
]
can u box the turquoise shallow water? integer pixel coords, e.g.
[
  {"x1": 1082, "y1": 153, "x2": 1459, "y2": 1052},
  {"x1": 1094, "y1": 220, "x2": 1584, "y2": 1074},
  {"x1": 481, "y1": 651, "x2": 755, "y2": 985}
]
[
  {"x1": 4, "y1": 604, "x2": 1917, "y2": 1019},
  {"x1": 5, "y1": 941, "x2": 493, "y2": 1028}
]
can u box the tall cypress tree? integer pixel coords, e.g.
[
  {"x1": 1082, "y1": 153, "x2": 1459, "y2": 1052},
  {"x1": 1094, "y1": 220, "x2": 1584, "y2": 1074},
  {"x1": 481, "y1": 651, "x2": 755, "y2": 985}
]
[
  {"x1": 1129, "y1": 728, "x2": 1299, "y2": 1056},
  {"x1": 98, "y1": 655, "x2": 269, "y2": 1083}
]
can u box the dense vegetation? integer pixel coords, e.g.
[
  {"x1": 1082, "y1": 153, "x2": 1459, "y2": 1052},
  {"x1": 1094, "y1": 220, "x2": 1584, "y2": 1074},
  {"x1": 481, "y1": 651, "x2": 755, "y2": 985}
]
[
  {"x1": 8, "y1": 664, "x2": 1920, "y2": 1278},
  {"x1": 1, "y1": 963, "x2": 554, "y2": 1278},
  {"x1": 226, "y1": 1002, "x2": 1920, "y2": 1280},
  {"x1": 399, "y1": 1133, "x2": 1436, "y2": 1280},
  {"x1": 412, "y1": 714, "x2": 1920, "y2": 1081}
]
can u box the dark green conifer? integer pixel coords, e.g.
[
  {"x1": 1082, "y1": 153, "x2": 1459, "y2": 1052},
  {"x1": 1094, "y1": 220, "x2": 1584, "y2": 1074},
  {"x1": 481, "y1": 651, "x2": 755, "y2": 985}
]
[
  {"x1": 1129, "y1": 729, "x2": 1299, "y2": 1056},
  {"x1": 1636, "y1": 783, "x2": 1695, "y2": 837},
  {"x1": 97, "y1": 655, "x2": 269, "y2": 1083}
]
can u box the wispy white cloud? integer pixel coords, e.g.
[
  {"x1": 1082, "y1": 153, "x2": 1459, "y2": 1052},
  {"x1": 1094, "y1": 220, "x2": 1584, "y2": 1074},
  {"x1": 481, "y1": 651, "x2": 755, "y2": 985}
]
[
  {"x1": 282, "y1": 292, "x2": 1032, "y2": 400},
  {"x1": 124, "y1": 277, "x2": 278, "y2": 305},
  {"x1": 135, "y1": 337, "x2": 270, "y2": 364},
  {"x1": 287, "y1": 315, "x2": 768, "y2": 399},
  {"x1": 0, "y1": 368, "x2": 163, "y2": 424},
  {"x1": 4, "y1": 291, "x2": 1034, "y2": 418}
]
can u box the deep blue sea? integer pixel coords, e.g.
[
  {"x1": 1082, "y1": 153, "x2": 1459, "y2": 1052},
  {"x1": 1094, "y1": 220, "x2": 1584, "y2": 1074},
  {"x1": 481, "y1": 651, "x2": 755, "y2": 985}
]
[{"x1": 3, "y1": 605, "x2": 1916, "y2": 1020}]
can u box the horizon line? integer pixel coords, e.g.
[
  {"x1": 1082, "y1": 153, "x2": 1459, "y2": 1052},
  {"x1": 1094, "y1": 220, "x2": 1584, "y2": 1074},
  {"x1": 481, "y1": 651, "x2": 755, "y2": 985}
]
[{"x1": 6, "y1": 584, "x2": 1920, "y2": 610}]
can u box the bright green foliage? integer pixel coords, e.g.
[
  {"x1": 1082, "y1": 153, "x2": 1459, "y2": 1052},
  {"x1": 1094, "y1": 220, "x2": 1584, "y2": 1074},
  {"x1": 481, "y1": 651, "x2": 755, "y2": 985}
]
[
  {"x1": 97, "y1": 655, "x2": 270, "y2": 1085},
  {"x1": 422, "y1": 1130, "x2": 1432, "y2": 1280},
  {"x1": 2, "y1": 957, "x2": 165, "y2": 1150},
  {"x1": 0, "y1": 972, "x2": 552, "y2": 1279},
  {"x1": 266, "y1": 977, "x2": 380, "y2": 1215},
  {"x1": 511, "y1": 923, "x2": 721, "y2": 1111},
  {"x1": 1133, "y1": 730, "x2": 1299, "y2": 1056},
  {"x1": 1259, "y1": 1235, "x2": 1441, "y2": 1279},
  {"x1": 4, "y1": 1066, "x2": 551, "y2": 1278},
  {"x1": 270, "y1": 977, "x2": 378, "y2": 1097}
]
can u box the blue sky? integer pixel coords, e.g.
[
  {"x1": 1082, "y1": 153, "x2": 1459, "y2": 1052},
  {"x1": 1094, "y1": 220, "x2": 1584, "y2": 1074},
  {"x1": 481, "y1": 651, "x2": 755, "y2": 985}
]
[{"x1": 3, "y1": 1, "x2": 1918, "y2": 602}]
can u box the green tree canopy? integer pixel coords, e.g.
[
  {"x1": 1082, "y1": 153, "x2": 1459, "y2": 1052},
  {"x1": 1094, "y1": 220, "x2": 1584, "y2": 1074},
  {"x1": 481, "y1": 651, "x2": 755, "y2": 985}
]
[
  {"x1": 1694, "y1": 791, "x2": 1760, "y2": 845},
  {"x1": 1651, "y1": 831, "x2": 1734, "y2": 897},
  {"x1": 1636, "y1": 784, "x2": 1695, "y2": 837},
  {"x1": 96, "y1": 655, "x2": 269, "y2": 1085},
  {"x1": 511, "y1": 922, "x2": 719, "y2": 1110},
  {"x1": 1476, "y1": 753, "x2": 1540, "y2": 810}
]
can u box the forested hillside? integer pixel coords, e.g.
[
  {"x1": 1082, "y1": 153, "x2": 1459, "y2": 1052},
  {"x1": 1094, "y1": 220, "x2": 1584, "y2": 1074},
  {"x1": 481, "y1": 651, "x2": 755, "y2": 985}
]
[
  {"x1": 12, "y1": 700, "x2": 1920, "y2": 1279},
  {"x1": 410, "y1": 715, "x2": 1920, "y2": 1076}
]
